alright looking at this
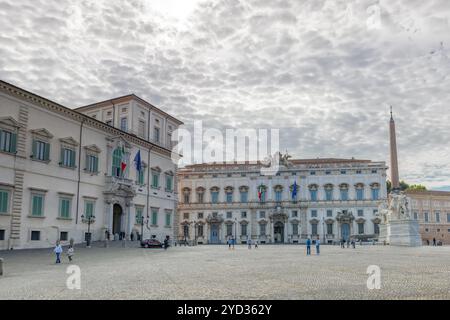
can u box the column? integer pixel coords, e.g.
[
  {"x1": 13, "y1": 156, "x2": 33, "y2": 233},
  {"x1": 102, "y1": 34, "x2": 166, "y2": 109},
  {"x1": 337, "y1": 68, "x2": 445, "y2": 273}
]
[
  {"x1": 105, "y1": 202, "x2": 113, "y2": 237},
  {"x1": 300, "y1": 208, "x2": 308, "y2": 239},
  {"x1": 127, "y1": 205, "x2": 134, "y2": 240}
]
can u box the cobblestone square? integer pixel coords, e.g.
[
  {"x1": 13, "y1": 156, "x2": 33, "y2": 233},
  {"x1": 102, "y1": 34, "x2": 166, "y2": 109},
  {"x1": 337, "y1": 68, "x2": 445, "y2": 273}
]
[{"x1": 1, "y1": 243, "x2": 449, "y2": 300}]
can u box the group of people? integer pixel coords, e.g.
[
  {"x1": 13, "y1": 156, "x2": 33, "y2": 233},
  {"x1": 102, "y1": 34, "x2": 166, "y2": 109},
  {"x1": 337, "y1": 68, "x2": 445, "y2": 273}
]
[
  {"x1": 340, "y1": 238, "x2": 356, "y2": 249},
  {"x1": 53, "y1": 241, "x2": 74, "y2": 264},
  {"x1": 227, "y1": 237, "x2": 259, "y2": 250},
  {"x1": 305, "y1": 238, "x2": 320, "y2": 255}
]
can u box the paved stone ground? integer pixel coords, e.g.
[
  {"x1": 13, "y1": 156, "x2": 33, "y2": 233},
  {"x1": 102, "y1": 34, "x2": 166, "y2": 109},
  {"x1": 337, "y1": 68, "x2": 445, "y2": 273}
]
[{"x1": 0, "y1": 242, "x2": 449, "y2": 300}]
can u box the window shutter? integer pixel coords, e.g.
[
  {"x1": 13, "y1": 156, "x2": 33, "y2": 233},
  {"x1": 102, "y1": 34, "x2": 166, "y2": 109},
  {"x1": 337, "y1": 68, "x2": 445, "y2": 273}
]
[
  {"x1": 0, "y1": 130, "x2": 3, "y2": 150},
  {"x1": 32, "y1": 140, "x2": 37, "y2": 157},
  {"x1": 44, "y1": 142, "x2": 50, "y2": 161},
  {"x1": 85, "y1": 154, "x2": 89, "y2": 171},
  {"x1": 10, "y1": 132, "x2": 17, "y2": 153},
  {"x1": 94, "y1": 156, "x2": 98, "y2": 173},
  {"x1": 70, "y1": 150, "x2": 76, "y2": 167}
]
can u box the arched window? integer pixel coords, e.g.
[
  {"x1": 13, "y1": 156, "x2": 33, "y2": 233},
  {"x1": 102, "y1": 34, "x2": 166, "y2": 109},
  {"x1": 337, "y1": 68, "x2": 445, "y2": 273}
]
[
  {"x1": 324, "y1": 184, "x2": 334, "y2": 201},
  {"x1": 355, "y1": 183, "x2": 365, "y2": 201},
  {"x1": 339, "y1": 183, "x2": 349, "y2": 201},
  {"x1": 112, "y1": 148, "x2": 122, "y2": 177},
  {"x1": 225, "y1": 186, "x2": 234, "y2": 203},
  {"x1": 309, "y1": 184, "x2": 318, "y2": 201},
  {"x1": 274, "y1": 185, "x2": 283, "y2": 202},
  {"x1": 210, "y1": 187, "x2": 220, "y2": 204},
  {"x1": 371, "y1": 183, "x2": 380, "y2": 200}
]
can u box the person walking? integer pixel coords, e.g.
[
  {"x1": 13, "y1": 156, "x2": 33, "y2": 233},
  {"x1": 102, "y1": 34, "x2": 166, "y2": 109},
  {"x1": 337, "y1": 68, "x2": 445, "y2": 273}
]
[
  {"x1": 306, "y1": 238, "x2": 311, "y2": 256},
  {"x1": 247, "y1": 238, "x2": 252, "y2": 249},
  {"x1": 67, "y1": 245, "x2": 74, "y2": 262},
  {"x1": 341, "y1": 238, "x2": 345, "y2": 248},
  {"x1": 315, "y1": 238, "x2": 320, "y2": 255},
  {"x1": 228, "y1": 237, "x2": 232, "y2": 250},
  {"x1": 254, "y1": 240, "x2": 258, "y2": 249},
  {"x1": 433, "y1": 238, "x2": 436, "y2": 246},
  {"x1": 54, "y1": 241, "x2": 63, "y2": 264},
  {"x1": 164, "y1": 236, "x2": 170, "y2": 250},
  {"x1": 232, "y1": 237, "x2": 235, "y2": 250}
]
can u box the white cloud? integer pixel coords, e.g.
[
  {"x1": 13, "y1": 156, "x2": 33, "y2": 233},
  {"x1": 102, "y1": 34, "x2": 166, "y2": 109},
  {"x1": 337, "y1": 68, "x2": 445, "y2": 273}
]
[{"x1": 1, "y1": 0, "x2": 450, "y2": 189}]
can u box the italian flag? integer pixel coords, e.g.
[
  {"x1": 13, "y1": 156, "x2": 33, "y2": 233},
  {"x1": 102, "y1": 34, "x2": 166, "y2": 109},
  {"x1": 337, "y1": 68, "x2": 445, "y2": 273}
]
[
  {"x1": 258, "y1": 185, "x2": 264, "y2": 201},
  {"x1": 120, "y1": 145, "x2": 127, "y2": 173}
]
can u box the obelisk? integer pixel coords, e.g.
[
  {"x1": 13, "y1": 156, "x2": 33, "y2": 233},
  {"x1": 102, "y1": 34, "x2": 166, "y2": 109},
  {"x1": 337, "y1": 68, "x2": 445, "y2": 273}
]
[
  {"x1": 389, "y1": 107, "x2": 400, "y2": 193},
  {"x1": 384, "y1": 107, "x2": 422, "y2": 246}
]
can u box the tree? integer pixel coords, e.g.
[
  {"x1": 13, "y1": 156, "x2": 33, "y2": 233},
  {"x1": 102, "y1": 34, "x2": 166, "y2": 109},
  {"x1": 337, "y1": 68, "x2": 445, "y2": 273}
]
[
  {"x1": 407, "y1": 184, "x2": 427, "y2": 191},
  {"x1": 386, "y1": 180, "x2": 426, "y2": 193}
]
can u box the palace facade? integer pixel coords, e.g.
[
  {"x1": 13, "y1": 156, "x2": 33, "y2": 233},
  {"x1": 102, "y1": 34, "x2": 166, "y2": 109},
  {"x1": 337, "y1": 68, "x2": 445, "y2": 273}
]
[
  {"x1": 406, "y1": 190, "x2": 450, "y2": 245},
  {"x1": 177, "y1": 159, "x2": 388, "y2": 244},
  {"x1": 0, "y1": 80, "x2": 182, "y2": 249}
]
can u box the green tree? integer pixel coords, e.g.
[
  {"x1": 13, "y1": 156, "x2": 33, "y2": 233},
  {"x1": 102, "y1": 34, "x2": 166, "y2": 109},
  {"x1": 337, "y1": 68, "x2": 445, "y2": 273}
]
[
  {"x1": 386, "y1": 180, "x2": 426, "y2": 193},
  {"x1": 407, "y1": 184, "x2": 427, "y2": 191}
]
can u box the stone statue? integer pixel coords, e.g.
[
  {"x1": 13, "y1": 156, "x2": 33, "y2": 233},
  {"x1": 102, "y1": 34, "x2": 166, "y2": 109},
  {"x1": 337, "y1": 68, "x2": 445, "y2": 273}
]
[
  {"x1": 377, "y1": 201, "x2": 390, "y2": 224},
  {"x1": 388, "y1": 192, "x2": 411, "y2": 220}
]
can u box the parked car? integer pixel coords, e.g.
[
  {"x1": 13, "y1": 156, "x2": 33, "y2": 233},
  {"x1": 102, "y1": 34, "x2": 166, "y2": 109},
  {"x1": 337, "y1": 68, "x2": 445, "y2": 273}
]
[{"x1": 140, "y1": 238, "x2": 163, "y2": 248}]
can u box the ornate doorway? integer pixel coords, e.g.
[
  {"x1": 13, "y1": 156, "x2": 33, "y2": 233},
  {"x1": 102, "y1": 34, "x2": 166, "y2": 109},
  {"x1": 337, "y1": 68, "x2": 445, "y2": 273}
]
[
  {"x1": 341, "y1": 223, "x2": 350, "y2": 241},
  {"x1": 274, "y1": 221, "x2": 284, "y2": 243},
  {"x1": 112, "y1": 204, "x2": 123, "y2": 235},
  {"x1": 210, "y1": 224, "x2": 219, "y2": 244}
]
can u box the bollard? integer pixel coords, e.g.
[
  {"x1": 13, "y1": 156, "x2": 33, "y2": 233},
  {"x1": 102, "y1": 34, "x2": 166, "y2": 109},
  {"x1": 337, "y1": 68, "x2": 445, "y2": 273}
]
[{"x1": 0, "y1": 258, "x2": 3, "y2": 276}]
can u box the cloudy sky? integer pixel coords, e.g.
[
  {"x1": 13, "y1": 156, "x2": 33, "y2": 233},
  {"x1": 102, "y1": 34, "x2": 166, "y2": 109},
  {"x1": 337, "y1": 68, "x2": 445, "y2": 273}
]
[{"x1": 1, "y1": 0, "x2": 450, "y2": 189}]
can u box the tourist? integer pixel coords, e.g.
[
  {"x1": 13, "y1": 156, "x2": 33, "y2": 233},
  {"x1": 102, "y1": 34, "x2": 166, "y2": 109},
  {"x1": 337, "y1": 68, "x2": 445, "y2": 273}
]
[
  {"x1": 163, "y1": 236, "x2": 169, "y2": 250},
  {"x1": 54, "y1": 241, "x2": 63, "y2": 264},
  {"x1": 254, "y1": 240, "x2": 258, "y2": 249},
  {"x1": 341, "y1": 238, "x2": 345, "y2": 248},
  {"x1": 228, "y1": 237, "x2": 232, "y2": 250},
  {"x1": 352, "y1": 239, "x2": 356, "y2": 249},
  {"x1": 306, "y1": 238, "x2": 311, "y2": 255},
  {"x1": 232, "y1": 237, "x2": 235, "y2": 250},
  {"x1": 67, "y1": 245, "x2": 74, "y2": 262},
  {"x1": 315, "y1": 238, "x2": 320, "y2": 255},
  {"x1": 433, "y1": 238, "x2": 436, "y2": 246},
  {"x1": 247, "y1": 238, "x2": 252, "y2": 249}
]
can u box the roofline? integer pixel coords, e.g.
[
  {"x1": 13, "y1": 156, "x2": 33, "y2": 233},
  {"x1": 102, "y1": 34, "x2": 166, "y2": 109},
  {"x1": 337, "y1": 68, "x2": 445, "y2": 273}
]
[
  {"x1": 75, "y1": 93, "x2": 184, "y2": 125},
  {"x1": 406, "y1": 190, "x2": 450, "y2": 196},
  {"x1": 0, "y1": 79, "x2": 180, "y2": 157}
]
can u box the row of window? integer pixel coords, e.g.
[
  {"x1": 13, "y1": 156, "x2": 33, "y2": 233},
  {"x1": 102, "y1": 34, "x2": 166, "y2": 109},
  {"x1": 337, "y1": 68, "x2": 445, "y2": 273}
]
[
  {"x1": 182, "y1": 209, "x2": 379, "y2": 221},
  {"x1": 0, "y1": 129, "x2": 174, "y2": 192},
  {"x1": 182, "y1": 222, "x2": 379, "y2": 238},
  {"x1": 182, "y1": 185, "x2": 381, "y2": 204},
  {"x1": 135, "y1": 207, "x2": 172, "y2": 227},
  {"x1": 185, "y1": 169, "x2": 380, "y2": 180},
  {"x1": 414, "y1": 212, "x2": 450, "y2": 223}
]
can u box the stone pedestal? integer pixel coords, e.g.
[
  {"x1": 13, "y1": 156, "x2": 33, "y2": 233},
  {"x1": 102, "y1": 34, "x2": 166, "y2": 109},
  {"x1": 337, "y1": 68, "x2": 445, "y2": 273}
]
[
  {"x1": 378, "y1": 223, "x2": 390, "y2": 244},
  {"x1": 389, "y1": 219, "x2": 422, "y2": 247}
]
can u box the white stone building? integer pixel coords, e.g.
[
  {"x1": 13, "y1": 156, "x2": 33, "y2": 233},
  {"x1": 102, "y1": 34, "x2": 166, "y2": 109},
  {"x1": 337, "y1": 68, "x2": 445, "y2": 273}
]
[
  {"x1": 0, "y1": 80, "x2": 182, "y2": 249},
  {"x1": 177, "y1": 159, "x2": 388, "y2": 244}
]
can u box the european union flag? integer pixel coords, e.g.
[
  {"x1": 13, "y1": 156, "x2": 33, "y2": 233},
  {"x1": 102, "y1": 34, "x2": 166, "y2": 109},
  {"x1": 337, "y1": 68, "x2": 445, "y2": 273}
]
[
  {"x1": 292, "y1": 181, "x2": 298, "y2": 200},
  {"x1": 134, "y1": 150, "x2": 142, "y2": 172}
]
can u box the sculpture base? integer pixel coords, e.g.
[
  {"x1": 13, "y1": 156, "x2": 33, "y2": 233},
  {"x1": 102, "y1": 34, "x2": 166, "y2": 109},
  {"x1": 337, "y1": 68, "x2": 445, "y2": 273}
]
[
  {"x1": 378, "y1": 223, "x2": 390, "y2": 244},
  {"x1": 389, "y1": 219, "x2": 422, "y2": 247}
]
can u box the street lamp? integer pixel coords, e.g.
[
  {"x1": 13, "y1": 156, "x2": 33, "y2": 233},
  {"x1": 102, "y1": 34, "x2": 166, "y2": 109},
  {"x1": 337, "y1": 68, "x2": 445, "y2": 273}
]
[
  {"x1": 81, "y1": 214, "x2": 95, "y2": 248},
  {"x1": 193, "y1": 219, "x2": 197, "y2": 246},
  {"x1": 322, "y1": 216, "x2": 326, "y2": 244},
  {"x1": 234, "y1": 217, "x2": 237, "y2": 245}
]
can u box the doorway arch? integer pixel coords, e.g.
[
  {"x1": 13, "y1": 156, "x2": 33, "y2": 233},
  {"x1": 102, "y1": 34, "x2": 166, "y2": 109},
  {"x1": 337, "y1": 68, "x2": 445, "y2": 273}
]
[
  {"x1": 341, "y1": 223, "x2": 350, "y2": 241},
  {"x1": 113, "y1": 204, "x2": 123, "y2": 236},
  {"x1": 274, "y1": 221, "x2": 284, "y2": 243}
]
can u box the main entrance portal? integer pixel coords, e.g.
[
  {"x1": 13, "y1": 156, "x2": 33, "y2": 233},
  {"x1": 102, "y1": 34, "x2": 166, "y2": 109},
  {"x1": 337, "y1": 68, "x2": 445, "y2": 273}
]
[
  {"x1": 341, "y1": 223, "x2": 350, "y2": 241},
  {"x1": 274, "y1": 221, "x2": 284, "y2": 243},
  {"x1": 210, "y1": 224, "x2": 219, "y2": 244},
  {"x1": 112, "y1": 204, "x2": 123, "y2": 235}
]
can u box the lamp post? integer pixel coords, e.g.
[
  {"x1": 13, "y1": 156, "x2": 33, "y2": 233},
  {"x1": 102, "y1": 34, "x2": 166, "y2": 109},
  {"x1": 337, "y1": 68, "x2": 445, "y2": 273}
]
[
  {"x1": 81, "y1": 214, "x2": 95, "y2": 248},
  {"x1": 322, "y1": 216, "x2": 326, "y2": 244},
  {"x1": 234, "y1": 217, "x2": 237, "y2": 245},
  {"x1": 193, "y1": 219, "x2": 197, "y2": 246}
]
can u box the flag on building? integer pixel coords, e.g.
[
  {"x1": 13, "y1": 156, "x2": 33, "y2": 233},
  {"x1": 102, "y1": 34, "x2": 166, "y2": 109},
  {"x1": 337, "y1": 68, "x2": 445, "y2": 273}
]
[
  {"x1": 258, "y1": 184, "x2": 264, "y2": 201},
  {"x1": 292, "y1": 181, "x2": 298, "y2": 200},
  {"x1": 134, "y1": 150, "x2": 142, "y2": 172},
  {"x1": 120, "y1": 145, "x2": 127, "y2": 173}
]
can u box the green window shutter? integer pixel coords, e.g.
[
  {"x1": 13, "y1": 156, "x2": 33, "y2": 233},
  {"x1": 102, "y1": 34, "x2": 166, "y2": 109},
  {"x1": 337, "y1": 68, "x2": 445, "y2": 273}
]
[
  {"x1": 70, "y1": 150, "x2": 76, "y2": 167},
  {"x1": 44, "y1": 142, "x2": 50, "y2": 161},
  {"x1": 85, "y1": 154, "x2": 89, "y2": 171},
  {"x1": 152, "y1": 211, "x2": 157, "y2": 225},
  {"x1": 0, "y1": 191, "x2": 8, "y2": 213},
  {"x1": 10, "y1": 132, "x2": 17, "y2": 153},
  {"x1": 0, "y1": 130, "x2": 3, "y2": 151},
  {"x1": 166, "y1": 213, "x2": 171, "y2": 226},
  {"x1": 94, "y1": 156, "x2": 98, "y2": 173}
]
